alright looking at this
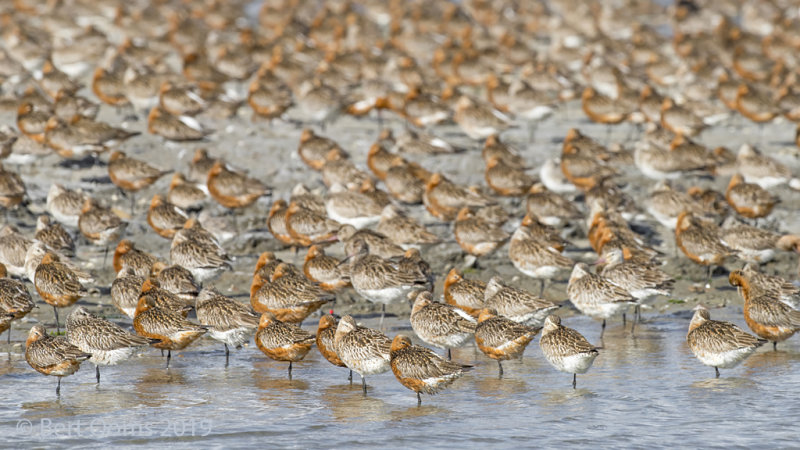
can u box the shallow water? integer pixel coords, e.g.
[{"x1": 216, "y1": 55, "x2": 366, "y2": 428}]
[{"x1": 2, "y1": 308, "x2": 800, "y2": 449}]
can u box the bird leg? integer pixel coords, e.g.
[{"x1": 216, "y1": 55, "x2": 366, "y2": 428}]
[
  {"x1": 600, "y1": 319, "x2": 606, "y2": 339},
  {"x1": 348, "y1": 370, "x2": 352, "y2": 385},
  {"x1": 417, "y1": 392, "x2": 422, "y2": 406},
  {"x1": 447, "y1": 348, "x2": 452, "y2": 361},
  {"x1": 497, "y1": 360, "x2": 503, "y2": 378},
  {"x1": 715, "y1": 367, "x2": 720, "y2": 378},
  {"x1": 539, "y1": 279, "x2": 545, "y2": 298},
  {"x1": 166, "y1": 350, "x2": 171, "y2": 369},
  {"x1": 53, "y1": 306, "x2": 60, "y2": 334},
  {"x1": 705, "y1": 265, "x2": 713, "y2": 289},
  {"x1": 379, "y1": 304, "x2": 386, "y2": 329},
  {"x1": 288, "y1": 361, "x2": 293, "y2": 380},
  {"x1": 361, "y1": 375, "x2": 367, "y2": 395},
  {"x1": 773, "y1": 341, "x2": 777, "y2": 351},
  {"x1": 96, "y1": 365, "x2": 100, "y2": 383},
  {"x1": 622, "y1": 313, "x2": 626, "y2": 327},
  {"x1": 573, "y1": 373, "x2": 577, "y2": 389},
  {"x1": 57, "y1": 377, "x2": 62, "y2": 396},
  {"x1": 225, "y1": 344, "x2": 230, "y2": 367}
]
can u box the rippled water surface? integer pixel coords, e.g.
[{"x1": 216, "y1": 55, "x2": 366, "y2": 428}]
[{"x1": 3, "y1": 308, "x2": 800, "y2": 448}]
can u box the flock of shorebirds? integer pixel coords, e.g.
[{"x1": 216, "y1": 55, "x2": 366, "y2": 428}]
[{"x1": 2, "y1": 0, "x2": 800, "y2": 405}]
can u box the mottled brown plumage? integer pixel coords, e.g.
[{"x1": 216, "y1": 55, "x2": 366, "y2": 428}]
[
  {"x1": 46, "y1": 184, "x2": 87, "y2": 228},
  {"x1": 148, "y1": 106, "x2": 209, "y2": 141},
  {"x1": 0, "y1": 226, "x2": 31, "y2": 278},
  {"x1": 377, "y1": 205, "x2": 440, "y2": 247},
  {"x1": 138, "y1": 279, "x2": 193, "y2": 316},
  {"x1": 390, "y1": 334, "x2": 470, "y2": 404},
  {"x1": 168, "y1": 173, "x2": 206, "y2": 210},
  {"x1": 267, "y1": 199, "x2": 296, "y2": 246},
  {"x1": 133, "y1": 294, "x2": 207, "y2": 367},
  {"x1": 675, "y1": 211, "x2": 731, "y2": 272},
  {"x1": 482, "y1": 135, "x2": 526, "y2": 167},
  {"x1": 108, "y1": 151, "x2": 170, "y2": 193},
  {"x1": 0, "y1": 263, "x2": 35, "y2": 342},
  {"x1": 66, "y1": 306, "x2": 155, "y2": 382},
  {"x1": 255, "y1": 311, "x2": 315, "y2": 379},
  {"x1": 731, "y1": 264, "x2": 800, "y2": 309},
  {"x1": 339, "y1": 225, "x2": 404, "y2": 259},
  {"x1": 35, "y1": 252, "x2": 87, "y2": 332},
  {"x1": 153, "y1": 263, "x2": 200, "y2": 305},
  {"x1": 726, "y1": 174, "x2": 778, "y2": 219},
  {"x1": 443, "y1": 268, "x2": 487, "y2": 318},
  {"x1": 324, "y1": 187, "x2": 386, "y2": 228},
  {"x1": 567, "y1": 263, "x2": 636, "y2": 334},
  {"x1": 484, "y1": 276, "x2": 559, "y2": 327},
  {"x1": 508, "y1": 225, "x2": 573, "y2": 296},
  {"x1": 170, "y1": 219, "x2": 231, "y2": 283},
  {"x1": 347, "y1": 239, "x2": 428, "y2": 322},
  {"x1": 424, "y1": 173, "x2": 494, "y2": 221},
  {"x1": 207, "y1": 161, "x2": 270, "y2": 209},
  {"x1": 454, "y1": 207, "x2": 509, "y2": 257},
  {"x1": 147, "y1": 194, "x2": 188, "y2": 239},
  {"x1": 539, "y1": 315, "x2": 599, "y2": 388},
  {"x1": 410, "y1": 291, "x2": 476, "y2": 356},
  {"x1": 730, "y1": 271, "x2": 800, "y2": 349},
  {"x1": 525, "y1": 184, "x2": 581, "y2": 227},
  {"x1": 599, "y1": 249, "x2": 673, "y2": 301},
  {"x1": 334, "y1": 315, "x2": 391, "y2": 393},
  {"x1": 485, "y1": 156, "x2": 534, "y2": 196},
  {"x1": 251, "y1": 263, "x2": 334, "y2": 323},
  {"x1": 303, "y1": 245, "x2": 349, "y2": 291},
  {"x1": 475, "y1": 308, "x2": 540, "y2": 376},
  {"x1": 111, "y1": 269, "x2": 144, "y2": 319},
  {"x1": 285, "y1": 201, "x2": 341, "y2": 247},
  {"x1": 196, "y1": 287, "x2": 259, "y2": 362},
  {"x1": 687, "y1": 307, "x2": 765, "y2": 377},
  {"x1": 316, "y1": 314, "x2": 347, "y2": 369},
  {"x1": 34, "y1": 215, "x2": 74, "y2": 256},
  {"x1": 384, "y1": 161, "x2": 428, "y2": 204},
  {"x1": 297, "y1": 129, "x2": 348, "y2": 170},
  {"x1": 78, "y1": 199, "x2": 127, "y2": 247},
  {"x1": 26, "y1": 324, "x2": 91, "y2": 395},
  {"x1": 113, "y1": 239, "x2": 157, "y2": 277},
  {"x1": 0, "y1": 163, "x2": 25, "y2": 209}
]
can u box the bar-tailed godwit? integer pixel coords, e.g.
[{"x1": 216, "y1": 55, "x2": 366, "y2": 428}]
[
  {"x1": 34, "y1": 252, "x2": 87, "y2": 333},
  {"x1": 66, "y1": 306, "x2": 155, "y2": 382},
  {"x1": 26, "y1": 324, "x2": 91, "y2": 395},
  {"x1": 195, "y1": 287, "x2": 259, "y2": 365},
  {"x1": 410, "y1": 291, "x2": 477, "y2": 360},
  {"x1": 390, "y1": 334, "x2": 471, "y2": 405},
  {"x1": 255, "y1": 311, "x2": 315, "y2": 379},
  {"x1": 539, "y1": 315, "x2": 599, "y2": 388},
  {"x1": 567, "y1": 263, "x2": 636, "y2": 337},
  {"x1": 687, "y1": 306, "x2": 766, "y2": 377},
  {"x1": 334, "y1": 315, "x2": 391, "y2": 394},
  {"x1": 474, "y1": 308, "x2": 540, "y2": 377}
]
